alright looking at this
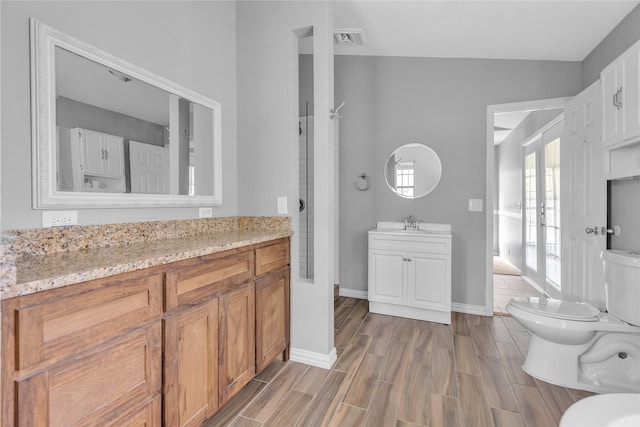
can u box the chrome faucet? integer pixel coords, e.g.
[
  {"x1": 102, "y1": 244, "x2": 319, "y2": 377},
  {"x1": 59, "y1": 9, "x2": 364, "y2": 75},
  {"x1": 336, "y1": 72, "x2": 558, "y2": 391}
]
[{"x1": 404, "y1": 215, "x2": 419, "y2": 230}]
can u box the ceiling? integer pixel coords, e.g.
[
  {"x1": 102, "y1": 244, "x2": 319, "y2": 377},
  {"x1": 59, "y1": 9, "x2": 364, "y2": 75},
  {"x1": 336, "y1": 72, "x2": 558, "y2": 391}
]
[{"x1": 333, "y1": 1, "x2": 639, "y2": 60}]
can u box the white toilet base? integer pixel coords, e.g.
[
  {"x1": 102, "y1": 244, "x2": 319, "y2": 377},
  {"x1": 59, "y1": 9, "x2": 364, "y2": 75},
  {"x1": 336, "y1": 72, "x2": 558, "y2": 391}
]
[{"x1": 523, "y1": 333, "x2": 640, "y2": 393}]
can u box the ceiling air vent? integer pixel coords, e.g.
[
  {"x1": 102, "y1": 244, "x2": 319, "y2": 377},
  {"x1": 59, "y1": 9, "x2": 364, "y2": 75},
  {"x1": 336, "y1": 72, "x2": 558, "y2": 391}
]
[{"x1": 333, "y1": 29, "x2": 365, "y2": 45}]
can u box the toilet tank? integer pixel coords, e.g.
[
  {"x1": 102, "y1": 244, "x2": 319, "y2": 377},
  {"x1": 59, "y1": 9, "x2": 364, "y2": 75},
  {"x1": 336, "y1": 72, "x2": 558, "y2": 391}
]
[{"x1": 602, "y1": 250, "x2": 640, "y2": 326}]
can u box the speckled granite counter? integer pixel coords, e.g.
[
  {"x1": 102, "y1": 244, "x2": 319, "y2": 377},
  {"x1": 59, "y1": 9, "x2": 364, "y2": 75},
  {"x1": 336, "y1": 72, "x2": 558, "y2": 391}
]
[{"x1": 1, "y1": 217, "x2": 292, "y2": 300}]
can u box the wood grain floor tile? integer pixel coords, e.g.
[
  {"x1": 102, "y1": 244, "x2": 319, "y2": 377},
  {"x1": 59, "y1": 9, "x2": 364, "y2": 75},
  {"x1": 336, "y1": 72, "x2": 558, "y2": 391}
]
[
  {"x1": 484, "y1": 316, "x2": 515, "y2": 344},
  {"x1": 380, "y1": 334, "x2": 411, "y2": 384},
  {"x1": 470, "y1": 325, "x2": 500, "y2": 358},
  {"x1": 457, "y1": 372, "x2": 494, "y2": 427},
  {"x1": 495, "y1": 341, "x2": 536, "y2": 386},
  {"x1": 334, "y1": 333, "x2": 372, "y2": 374},
  {"x1": 512, "y1": 384, "x2": 558, "y2": 427},
  {"x1": 262, "y1": 390, "x2": 313, "y2": 427},
  {"x1": 363, "y1": 381, "x2": 400, "y2": 427},
  {"x1": 241, "y1": 361, "x2": 308, "y2": 422},
  {"x1": 335, "y1": 300, "x2": 355, "y2": 330},
  {"x1": 454, "y1": 335, "x2": 480, "y2": 375},
  {"x1": 533, "y1": 378, "x2": 578, "y2": 423},
  {"x1": 336, "y1": 316, "x2": 366, "y2": 348},
  {"x1": 430, "y1": 348, "x2": 457, "y2": 398},
  {"x1": 297, "y1": 370, "x2": 348, "y2": 427},
  {"x1": 229, "y1": 416, "x2": 262, "y2": 427},
  {"x1": 367, "y1": 321, "x2": 395, "y2": 356},
  {"x1": 396, "y1": 361, "x2": 431, "y2": 425},
  {"x1": 430, "y1": 393, "x2": 461, "y2": 427},
  {"x1": 209, "y1": 309, "x2": 588, "y2": 427},
  {"x1": 204, "y1": 380, "x2": 266, "y2": 427},
  {"x1": 509, "y1": 330, "x2": 531, "y2": 358},
  {"x1": 491, "y1": 408, "x2": 526, "y2": 427},
  {"x1": 452, "y1": 311, "x2": 471, "y2": 336},
  {"x1": 255, "y1": 358, "x2": 286, "y2": 382},
  {"x1": 327, "y1": 403, "x2": 367, "y2": 427},
  {"x1": 477, "y1": 355, "x2": 520, "y2": 412},
  {"x1": 432, "y1": 323, "x2": 454, "y2": 351},
  {"x1": 292, "y1": 366, "x2": 331, "y2": 396},
  {"x1": 343, "y1": 352, "x2": 386, "y2": 408},
  {"x1": 349, "y1": 300, "x2": 369, "y2": 320},
  {"x1": 356, "y1": 313, "x2": 381, "y2": 336}
]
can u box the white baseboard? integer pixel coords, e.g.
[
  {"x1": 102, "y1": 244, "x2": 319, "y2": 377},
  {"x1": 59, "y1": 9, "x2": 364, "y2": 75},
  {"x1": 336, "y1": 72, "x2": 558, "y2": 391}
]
[
  {"x1": 338, "y1": 288, "x2": 368, "y2": 299},
  {"x1": 452, "y1": 302, "x2": 489, "y2": 316},
  {"x1": 289, "y1": 346, "x2": 337, "y2": 369}
]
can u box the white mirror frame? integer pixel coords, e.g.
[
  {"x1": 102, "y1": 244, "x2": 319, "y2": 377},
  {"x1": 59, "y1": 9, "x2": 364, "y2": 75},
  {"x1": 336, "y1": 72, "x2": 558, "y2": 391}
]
[{"x1": 31, "y1": 18, "x2": 222, "y2": 208}]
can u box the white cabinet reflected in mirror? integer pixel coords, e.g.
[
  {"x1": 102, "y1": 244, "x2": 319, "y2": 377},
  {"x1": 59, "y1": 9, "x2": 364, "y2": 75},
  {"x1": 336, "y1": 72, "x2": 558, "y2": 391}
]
[
  {"x1": 32, "y1": 19, "x2": 221, "y2": 208},
  {"x1": 384, "y1": 143, "x2": 442, "y2": 199}
]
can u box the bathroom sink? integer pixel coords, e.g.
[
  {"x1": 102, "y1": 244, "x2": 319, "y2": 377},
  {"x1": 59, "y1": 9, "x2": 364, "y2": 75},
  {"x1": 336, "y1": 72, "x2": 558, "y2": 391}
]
[{"x1": 373, "y1": 221, "x2": 451, "y2": 235}]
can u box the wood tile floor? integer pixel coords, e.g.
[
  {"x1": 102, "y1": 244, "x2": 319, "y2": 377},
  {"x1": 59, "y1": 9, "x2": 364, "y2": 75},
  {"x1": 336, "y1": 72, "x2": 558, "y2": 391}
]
[
  {"x1": 493, "y1": 274, "x2": 543, "y2": 315},
  {"x1": 206, "y1": 297, "x2": 591, "y2": 427}
]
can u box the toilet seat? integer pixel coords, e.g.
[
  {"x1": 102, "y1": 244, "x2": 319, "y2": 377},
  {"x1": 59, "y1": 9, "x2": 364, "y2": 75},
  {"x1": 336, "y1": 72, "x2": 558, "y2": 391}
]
[{"x1": 509, "y1": 296, "x2": 600, "y2": 321}]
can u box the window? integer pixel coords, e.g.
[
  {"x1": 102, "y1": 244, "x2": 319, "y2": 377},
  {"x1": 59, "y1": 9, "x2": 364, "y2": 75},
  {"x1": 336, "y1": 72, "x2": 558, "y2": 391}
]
[{"x1": 396, "y1": 161, "x2": 415, "y2": 197}]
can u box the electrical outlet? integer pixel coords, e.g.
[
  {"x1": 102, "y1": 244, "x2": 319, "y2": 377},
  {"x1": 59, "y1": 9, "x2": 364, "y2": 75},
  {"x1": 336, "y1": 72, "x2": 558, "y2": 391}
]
[
  {"x1": 42, "y1": 211, "x2": 78, "y2": 228},
  {"x1": 468, "y1": 198, "x2": 483, "y2": 212},
  {"x1": 199, "y1": 207, "x2": 213, "y2": 218},
  {"x1": 277, "y1": 197, "x2": 288, "y2": 215}
]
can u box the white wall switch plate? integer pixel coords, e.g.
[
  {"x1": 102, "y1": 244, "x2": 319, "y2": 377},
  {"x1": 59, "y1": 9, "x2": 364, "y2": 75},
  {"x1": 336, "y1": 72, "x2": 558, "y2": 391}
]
[
  {"x1": 468, "y1": 199, "x2": 483, "y2": 212},
  {"x1": 199, "y1": 207, "x2": 213, "y2": 218},
  {"x1": 277, "y1": 196, "x2": 288, "y2": 214},
  {"x1": 42, "y1": 210, "x2": 78, "y2": 227}
]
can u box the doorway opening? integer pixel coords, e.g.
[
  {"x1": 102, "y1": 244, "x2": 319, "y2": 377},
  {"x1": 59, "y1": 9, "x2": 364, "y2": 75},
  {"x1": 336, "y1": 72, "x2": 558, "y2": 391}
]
[{"x1": 487, "y1": 98, "x2": 569, "y2": 315}]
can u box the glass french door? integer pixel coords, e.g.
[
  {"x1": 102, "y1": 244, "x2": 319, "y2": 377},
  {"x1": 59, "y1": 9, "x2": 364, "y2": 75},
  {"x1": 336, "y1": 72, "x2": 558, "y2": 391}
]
[{"x1": 523, "y1": 120, "x2": 563, "y2": 298}]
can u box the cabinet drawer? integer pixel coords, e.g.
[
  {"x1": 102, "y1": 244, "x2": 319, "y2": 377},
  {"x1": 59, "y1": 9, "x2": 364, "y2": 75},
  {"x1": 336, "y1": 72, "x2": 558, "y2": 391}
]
[
  {"x1": 3, "y1": 270, "x2": 162, "y2": 373},
  {"x1": 165, "y1": 251, "x2": 254, "y2": 310},
  {"x1": 12, "y1": 323, "x2": 161, "y2": 427},
  {"x1": 369, "y1": 234, "x2": 451, "y2": 254},
  {"x1": 255, "y1": 240, "x2": 290, "y2": 277}
]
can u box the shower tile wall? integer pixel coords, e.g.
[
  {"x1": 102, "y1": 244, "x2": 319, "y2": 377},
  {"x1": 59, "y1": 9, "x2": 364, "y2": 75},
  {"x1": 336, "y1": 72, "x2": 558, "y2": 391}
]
[{"x1": 299, "y1": 116, "x2": 314, "y2": 279}]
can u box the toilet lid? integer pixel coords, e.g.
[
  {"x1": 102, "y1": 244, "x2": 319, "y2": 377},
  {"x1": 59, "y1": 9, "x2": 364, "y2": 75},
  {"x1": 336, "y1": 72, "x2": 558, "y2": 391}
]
[{"x1": 510, "y1": 297, "x2": 600, "y2": 321}]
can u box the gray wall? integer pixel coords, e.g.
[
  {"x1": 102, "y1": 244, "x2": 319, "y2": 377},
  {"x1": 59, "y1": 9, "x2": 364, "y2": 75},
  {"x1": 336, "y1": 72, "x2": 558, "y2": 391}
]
[
  {"x1": 1, "y1": 1, "x2": 238, "y2": 230},
  {"x1": 582, "y1": 4, "x2": 640, "y2": 88},
  {"x1": 496, "y1": 109, "x2": 562, "y2": 271},
  {"x1": 609, "y1": 177, "x2": 640, "y2": 252},
  {"x1": 335, "y1": 56, "x2": 582, "y2": 308}
]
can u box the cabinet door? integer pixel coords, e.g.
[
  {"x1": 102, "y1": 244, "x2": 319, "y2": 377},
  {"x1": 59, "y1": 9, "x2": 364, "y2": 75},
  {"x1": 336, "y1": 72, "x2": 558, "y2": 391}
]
[
  {"x1": 621, "y1": 43, "x2": 640, "y2": 139},
  {"x1": 407, "y1": 253, "x2": 450, "y2": 312},
  {"x1": 81, "y1": 129, "x2": 105, "y2": 175},
  {"x1": 164, "y1": 299, "x2": 219, "y2": 427},
  {"x1": 13, "y1": 324, "x2": 161, "y2": 427},
  {"x1": 101, "y1": 134, "x2": 125, "y2": 177},
  {"x1": 219, "y1": 282, "x2": 255, "y2": 405},
  {"x1": 368, "y1": 250, "x2": 405, "y2": 305},
  {"x1": 255, "y1": 268, "x2": 289, "y2": 372}
]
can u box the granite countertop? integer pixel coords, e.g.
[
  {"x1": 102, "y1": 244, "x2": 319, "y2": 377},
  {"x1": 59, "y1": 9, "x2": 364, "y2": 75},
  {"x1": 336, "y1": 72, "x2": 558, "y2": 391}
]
[{"x1": 2, "y1": 228, "x2": 292, "y2": 300}]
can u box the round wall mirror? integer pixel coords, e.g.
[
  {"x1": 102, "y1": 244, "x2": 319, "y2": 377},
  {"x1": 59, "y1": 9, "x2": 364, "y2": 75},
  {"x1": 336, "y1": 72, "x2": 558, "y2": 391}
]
[{"x1": 384, "y1": 143, "x2": 442, "y2": 199}]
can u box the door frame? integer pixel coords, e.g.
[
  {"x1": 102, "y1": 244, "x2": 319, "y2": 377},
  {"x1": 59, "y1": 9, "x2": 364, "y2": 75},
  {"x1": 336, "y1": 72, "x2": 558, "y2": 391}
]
[{"x1": 485, "y1": 97, "x2": 571, "y2": 316}]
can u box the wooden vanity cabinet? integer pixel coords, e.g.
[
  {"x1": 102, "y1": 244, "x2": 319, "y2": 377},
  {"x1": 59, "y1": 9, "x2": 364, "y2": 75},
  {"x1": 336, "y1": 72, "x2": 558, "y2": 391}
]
[
  {"x1": 1, "y1": 237, "x2": 290, "y2": 426},
  {"x1": 1, "y1": 269, "x2": 164, "y2": 427},
  {"x1": 163, "y1": 298, "x2": 220, "y2": 427}
]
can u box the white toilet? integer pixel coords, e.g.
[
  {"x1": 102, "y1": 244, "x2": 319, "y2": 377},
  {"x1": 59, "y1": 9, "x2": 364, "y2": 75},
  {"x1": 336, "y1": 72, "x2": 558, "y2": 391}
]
[
  {"x1": 505, "y1": 250, "x2": 640, "y2": 393},
  {"x1": 559, "y1": 393, "x2": 640, "y2": 427}
]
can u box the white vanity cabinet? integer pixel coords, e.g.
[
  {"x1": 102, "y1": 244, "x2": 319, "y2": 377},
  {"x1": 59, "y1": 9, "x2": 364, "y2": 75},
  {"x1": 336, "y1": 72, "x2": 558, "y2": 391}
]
[
  {"x1": 602, "y1": 39, "x2": 640, "y2": 148},
  {"x1": 71, "y1": 127, "x2": 126, "y2": 192},
  {"x1": 368, "y1": 223, "x2": 452, "y2": 324}
]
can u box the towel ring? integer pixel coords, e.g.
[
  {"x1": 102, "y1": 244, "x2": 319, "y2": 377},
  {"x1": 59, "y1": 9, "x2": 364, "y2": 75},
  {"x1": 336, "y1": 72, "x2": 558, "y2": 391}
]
[{"x1": 353, "y1": 173, "x2": 370, "y2": 191}]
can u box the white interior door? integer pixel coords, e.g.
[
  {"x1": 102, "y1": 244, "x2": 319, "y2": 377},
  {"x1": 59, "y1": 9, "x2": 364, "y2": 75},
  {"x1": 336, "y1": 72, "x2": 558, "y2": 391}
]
[
  {"x1": 561, "y1": 82, "x2": 606, "y2": 308},
  {"x1": 129, "y1": 140, "x2": 170, "y2": 194},
  {"x1": 523, "y1": 119, "x2": 563, "y2": 298}
]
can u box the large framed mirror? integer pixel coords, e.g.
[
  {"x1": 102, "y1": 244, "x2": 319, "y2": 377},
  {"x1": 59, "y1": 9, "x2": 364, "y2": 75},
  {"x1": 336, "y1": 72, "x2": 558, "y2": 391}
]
[
  {"x1": 31, "y1": 19, "x2": 222, "y2": 208},
  {"x1": 384, "y1": 143, "x2": 442, "y2": 198}
]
